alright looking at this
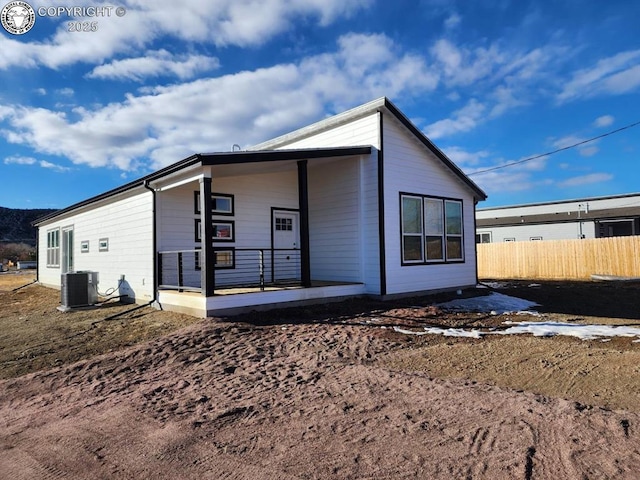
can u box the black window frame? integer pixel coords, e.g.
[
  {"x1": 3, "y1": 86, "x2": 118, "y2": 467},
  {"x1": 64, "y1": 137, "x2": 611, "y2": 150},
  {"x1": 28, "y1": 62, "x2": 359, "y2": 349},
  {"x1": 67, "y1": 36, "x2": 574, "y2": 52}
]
[{"x1": 400, "y1": 192, "x2": 466, "y2": 266}]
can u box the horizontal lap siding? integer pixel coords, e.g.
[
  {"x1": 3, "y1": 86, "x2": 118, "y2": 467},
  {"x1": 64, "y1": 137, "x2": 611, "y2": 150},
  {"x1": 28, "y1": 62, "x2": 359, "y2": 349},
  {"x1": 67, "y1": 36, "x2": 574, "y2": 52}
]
[
  {"x1": 38, "y1": 190, "x2": 154, "y2": 302},
  {"x1": 480, "y1": 222, "x2": 591, "y2": 242},
  {"x1": 309, "y1": 158, "x2": 361, "y2": 282},
  {"x1": 157, "y1": 171, "x2": 298, "y2": 287},
  {"x1": 382, "y1": 116, "x2": 478, "y2": 294},
  {"x1": 271, "y1": 113, "x2": 381, "y2": 293}
]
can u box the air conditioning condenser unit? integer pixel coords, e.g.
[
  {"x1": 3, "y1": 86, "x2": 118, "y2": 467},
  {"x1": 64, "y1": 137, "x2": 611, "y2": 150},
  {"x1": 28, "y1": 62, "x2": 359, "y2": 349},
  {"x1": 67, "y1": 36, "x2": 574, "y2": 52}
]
[{"x1": 61, "y1": 271, "x2": 99, "y2": 309}]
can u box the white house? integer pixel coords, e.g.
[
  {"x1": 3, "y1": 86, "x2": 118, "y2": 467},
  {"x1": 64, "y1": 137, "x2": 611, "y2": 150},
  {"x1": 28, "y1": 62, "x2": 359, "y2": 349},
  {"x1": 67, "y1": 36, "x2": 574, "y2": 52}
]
[
  {"x1": 476, "y1": 193, "x2": 640, "y2": 243},
  {"x1": 34, "y1": 97, "x2": 487, "y2": 317}
]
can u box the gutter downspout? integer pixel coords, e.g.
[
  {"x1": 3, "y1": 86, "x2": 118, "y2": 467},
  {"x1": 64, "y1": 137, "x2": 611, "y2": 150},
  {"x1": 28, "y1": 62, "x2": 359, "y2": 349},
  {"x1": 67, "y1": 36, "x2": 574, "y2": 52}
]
[{"x1": 143, "y1": 180, "x2": 159, "y2": 307}]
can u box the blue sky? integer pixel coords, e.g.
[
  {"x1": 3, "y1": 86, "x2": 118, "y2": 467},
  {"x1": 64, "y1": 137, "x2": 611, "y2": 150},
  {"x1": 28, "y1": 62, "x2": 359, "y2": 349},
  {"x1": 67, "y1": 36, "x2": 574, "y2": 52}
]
[{"x1": 1, "y1": 0, "x2": 639, "y2": 209}]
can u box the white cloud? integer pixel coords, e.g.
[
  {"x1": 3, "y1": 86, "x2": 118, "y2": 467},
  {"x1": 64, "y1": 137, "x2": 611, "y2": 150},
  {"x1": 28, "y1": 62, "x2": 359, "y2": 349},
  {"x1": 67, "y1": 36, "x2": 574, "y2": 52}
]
[
  {"x1": 422, "y1": 40, "x2": 561, "y2": 139},
  {"x1": 430, "y1": 39, "x2": 504, "y2": 87},
  {"x1": 593, "y1": 115, "x2": 614, "y2": 128},
  {"x1": 39, "y1": 160, "x2": 71, "y2": 172},
  {"x1": 0, "y1": 33, "x2": 438, "y2": 171},
  {"x1": 4, "y1": 155, "x2": 36, "y2": 165},
  {"x1": 444, "y1": 13, "x2": 461, "y2": 29},
  {"x1": 86, "y1": 50, "x2": 220, "y2": 81},
  {"x1": 558, "y1": 173, "x2": 613, "y2": 187},
  {"x1": 441, "y1": 146, "x2": 490, "y2": 167},
  {"x1": 557, "y1": 50, "x2": 640, "y2": 102},
  {"x1": 0, "y1": 0, "x2": 373, "y2": 70},
  {"x1": 424, "y1": 99, "x2": 485, "y2": 139}
]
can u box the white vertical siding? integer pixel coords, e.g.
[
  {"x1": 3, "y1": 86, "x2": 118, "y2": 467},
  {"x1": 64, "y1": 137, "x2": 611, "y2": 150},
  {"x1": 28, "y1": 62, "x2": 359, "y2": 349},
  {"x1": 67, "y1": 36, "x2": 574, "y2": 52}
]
[
  {"x1": 382, "y1": 115, "x2": 478, "y2": 295},
  {"x1": 37, "y1": 189, "x2": 155, "y2": 302}
]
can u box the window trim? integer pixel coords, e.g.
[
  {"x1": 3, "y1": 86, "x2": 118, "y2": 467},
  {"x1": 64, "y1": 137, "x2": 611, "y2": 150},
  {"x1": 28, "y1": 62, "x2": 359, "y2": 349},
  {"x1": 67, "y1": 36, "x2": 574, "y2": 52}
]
[{"x1": 400, "y1": 192, "x2": 466, "y2": 266}]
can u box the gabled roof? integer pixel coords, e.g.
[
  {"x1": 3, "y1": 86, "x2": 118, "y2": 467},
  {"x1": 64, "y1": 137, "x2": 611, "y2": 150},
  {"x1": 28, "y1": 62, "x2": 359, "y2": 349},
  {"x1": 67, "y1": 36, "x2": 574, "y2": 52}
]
[
  {"x1": 251, "y1": 97, "x2": 487, "y2": 201},
  {"x1": 33, "y1": 146, "x2": 371, "y2": 226}
]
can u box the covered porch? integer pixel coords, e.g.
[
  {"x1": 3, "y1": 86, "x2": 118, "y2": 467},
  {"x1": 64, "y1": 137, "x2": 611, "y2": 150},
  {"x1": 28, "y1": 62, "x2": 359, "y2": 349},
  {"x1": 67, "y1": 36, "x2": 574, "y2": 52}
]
[{"x1": 148, "y1": 146, "x2": 375, "y2": 317}]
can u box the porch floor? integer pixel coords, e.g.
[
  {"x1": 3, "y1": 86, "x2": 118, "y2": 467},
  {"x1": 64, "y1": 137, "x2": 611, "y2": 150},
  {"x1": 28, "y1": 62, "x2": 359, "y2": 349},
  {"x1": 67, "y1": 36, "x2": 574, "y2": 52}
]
[{"x1": 157, "y1": 280, "x2": 367, "y2": 317}]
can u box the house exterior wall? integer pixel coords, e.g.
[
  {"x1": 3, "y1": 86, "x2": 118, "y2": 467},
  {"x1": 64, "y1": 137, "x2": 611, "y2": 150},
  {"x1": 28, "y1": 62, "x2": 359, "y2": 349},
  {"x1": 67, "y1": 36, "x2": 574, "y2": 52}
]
[
  {"x1": 308, "y1": 157, "x2": 361, "y2": 283},
  {"x1": 37, "y1": 189, "x2": 155, "y2": 303},
  {"x1": 477, "y1": 222, "x2": 594, "y2": 242},
  {"x1": 157, "y1": 170, "x2": 299, "y2": 288},
  {"x1": 476, "y1": 194, "x2": 640, "y2": 218},
  {"x1": 381, "y1": 115, "x2": 479, "y2": 295},
  {"x1": 476, "y1": 193, "x2": 640, "y2": 242},
  {"x1": 267, "y1": 112, "x2": 382, "y2": 294}
]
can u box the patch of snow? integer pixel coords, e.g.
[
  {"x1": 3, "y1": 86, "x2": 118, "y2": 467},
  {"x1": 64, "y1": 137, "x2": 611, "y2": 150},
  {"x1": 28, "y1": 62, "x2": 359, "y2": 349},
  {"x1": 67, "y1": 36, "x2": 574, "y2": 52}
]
[
  {"x1": 393, "y1": 327, "x2": 483, "y2": 339},
  {"x1": 437, "y1": 292, "x2": 539, "y2": 314},
  {"x1": 392, "y1": 321, "x2": 640, "y2": 342},
  {"x1": 501, "y1": 321, "x2": 640, "y2": 341}
]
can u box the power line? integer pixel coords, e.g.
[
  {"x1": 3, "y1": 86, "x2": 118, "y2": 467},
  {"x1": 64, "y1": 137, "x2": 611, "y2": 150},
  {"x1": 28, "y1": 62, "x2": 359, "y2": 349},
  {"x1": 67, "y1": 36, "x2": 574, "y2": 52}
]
[{"x1": 468, "y1": 119, "x2": 640, "y2": 177}]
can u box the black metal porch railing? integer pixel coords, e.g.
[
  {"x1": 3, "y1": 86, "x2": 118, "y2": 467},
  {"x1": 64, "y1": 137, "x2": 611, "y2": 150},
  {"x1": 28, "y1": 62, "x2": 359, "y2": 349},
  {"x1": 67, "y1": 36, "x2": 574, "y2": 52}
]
[{"x1": 158, "y1": 248, "x2": 301, "y2": 293}]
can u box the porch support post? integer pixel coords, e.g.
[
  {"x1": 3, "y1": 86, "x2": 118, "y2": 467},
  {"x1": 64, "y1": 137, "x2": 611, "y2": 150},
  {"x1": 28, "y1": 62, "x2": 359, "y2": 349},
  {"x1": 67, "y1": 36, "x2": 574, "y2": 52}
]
[
  {"x1": 200, "y1": 176, "x2": 215, "y2": 296},
  {"x1": 297, "y1": 160, "x2": 312, "y2": 287}
]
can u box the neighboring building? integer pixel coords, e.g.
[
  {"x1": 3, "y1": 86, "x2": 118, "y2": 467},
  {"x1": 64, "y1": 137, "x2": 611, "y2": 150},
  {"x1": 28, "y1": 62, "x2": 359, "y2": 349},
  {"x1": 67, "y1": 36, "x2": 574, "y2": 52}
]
[
  {"x1": 476, "y1": 193, "x2": 640, "y2": 243},
  {"x1": 34, "y1": 97, "x2": 487, "y2": 317}
]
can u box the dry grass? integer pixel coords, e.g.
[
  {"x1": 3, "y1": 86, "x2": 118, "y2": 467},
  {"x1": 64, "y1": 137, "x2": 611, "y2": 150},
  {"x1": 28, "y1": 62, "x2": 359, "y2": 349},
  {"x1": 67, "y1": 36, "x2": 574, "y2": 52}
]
[{"x1": 0, "y1": 272, "x2": 199, "y2": 379}]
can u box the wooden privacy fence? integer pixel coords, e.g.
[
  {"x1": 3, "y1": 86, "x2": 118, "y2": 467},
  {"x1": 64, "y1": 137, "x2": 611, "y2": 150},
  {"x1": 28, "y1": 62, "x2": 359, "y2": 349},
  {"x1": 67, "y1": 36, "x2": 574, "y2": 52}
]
[{"x1": 477, "y1": 236, "x2": 640, "y2": 280}]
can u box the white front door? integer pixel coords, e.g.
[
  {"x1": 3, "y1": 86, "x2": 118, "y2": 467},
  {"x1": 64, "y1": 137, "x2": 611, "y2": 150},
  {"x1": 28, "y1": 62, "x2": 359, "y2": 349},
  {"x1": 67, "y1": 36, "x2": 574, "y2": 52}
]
[{"x1": 272, "y1": 210, "x2": 300, "y2": 282}]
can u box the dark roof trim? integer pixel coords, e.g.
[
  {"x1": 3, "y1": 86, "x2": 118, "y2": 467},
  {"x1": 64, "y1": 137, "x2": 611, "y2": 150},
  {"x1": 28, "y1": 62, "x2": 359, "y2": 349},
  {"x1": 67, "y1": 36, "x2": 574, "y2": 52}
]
[
  {"x1": 380, "y1": 99, "x2": 487, "y2": 201},
  {"x1": 33, "y1": 147, "x2": 371, "y2": 226},
  {"x1": 199, "y1": 146, "x2": 371, "y2": 165}
]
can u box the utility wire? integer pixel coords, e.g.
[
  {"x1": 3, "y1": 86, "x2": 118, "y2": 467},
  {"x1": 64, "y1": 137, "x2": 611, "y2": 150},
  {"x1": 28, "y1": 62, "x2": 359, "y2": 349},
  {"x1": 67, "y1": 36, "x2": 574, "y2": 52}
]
[{"x1": 468, "y1": 119, "x2": 640, "y2": 177}]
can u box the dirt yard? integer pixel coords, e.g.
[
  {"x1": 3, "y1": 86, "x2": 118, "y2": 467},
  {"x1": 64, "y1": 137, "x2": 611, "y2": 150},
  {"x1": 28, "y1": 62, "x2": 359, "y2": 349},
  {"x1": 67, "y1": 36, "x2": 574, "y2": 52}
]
[{"x1": 1, "y1": 272, "x2": 639, "y2": 479}]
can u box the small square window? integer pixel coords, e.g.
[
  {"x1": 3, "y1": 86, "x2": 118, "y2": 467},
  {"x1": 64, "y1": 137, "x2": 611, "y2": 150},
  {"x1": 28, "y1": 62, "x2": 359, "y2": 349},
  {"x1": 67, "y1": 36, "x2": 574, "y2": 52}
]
[
  {"x1": 80, "y1": 240, "x2": 90, "y2": 253},
  {"x1": 99, "y1": 238, "x2": 109, "y2": 252},
  {"x1": 275, "y1": 217, "x2": 293, "y2": 231}
]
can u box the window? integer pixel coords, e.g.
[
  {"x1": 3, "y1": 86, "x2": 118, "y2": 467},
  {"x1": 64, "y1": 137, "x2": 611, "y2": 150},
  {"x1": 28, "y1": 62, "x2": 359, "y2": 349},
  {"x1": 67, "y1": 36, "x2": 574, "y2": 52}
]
[
  {"x1": 195, "y1": 248, "x2": 235, "y2": 270},
  {"x1": 445, "y1": 200, "x2": 463, "y2": 260},
  {"x1": 401, "y1": 196, "x2": 423, "y2": 262},
  {"x1": 46, "y1": 229, "x2": 60, "y2": 267},
  {"x1": 99, "y1": 238, "x2": 109, "y2": 251},
  {"x1": 212, "y1": 221, "x2": 234, "y2": 241},
  {"x1": 530, "y1": 236, "x2": 543, "y2": 241},
  {"x1": 400, "y1": 194, "x2": 465, "y2": 264},
  {"x1": 80, "y1": 240, "x2": 90, "y2": 252},
  {"x1": 275, "y1": 217, "x2": 293, "y2": 231},
  {"x1": 476, "y1": 232, "x2": 492, "y2": 244},
  {"x1": 195, "y1": 220, "x2": 235, "y2": 242},
  {"x1": 425, "y1": 198, "x2": 444, "y2": 261},
  {"x1": 194, "y1": 191, "x2": 234, "y2": 215}
]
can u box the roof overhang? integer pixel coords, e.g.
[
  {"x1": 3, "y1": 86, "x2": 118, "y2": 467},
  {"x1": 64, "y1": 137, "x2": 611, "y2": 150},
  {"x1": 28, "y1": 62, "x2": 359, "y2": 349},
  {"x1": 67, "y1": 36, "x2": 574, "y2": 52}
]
[{"x1": 33, "y1": 146, "x2": 372, "y2": 226}]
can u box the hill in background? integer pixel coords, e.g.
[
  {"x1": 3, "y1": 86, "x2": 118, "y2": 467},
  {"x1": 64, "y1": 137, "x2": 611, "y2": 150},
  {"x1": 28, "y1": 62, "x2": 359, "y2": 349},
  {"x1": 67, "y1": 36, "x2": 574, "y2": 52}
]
[{"x1": 0, "y1": 207, "x2": 57, "y2": 245}]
